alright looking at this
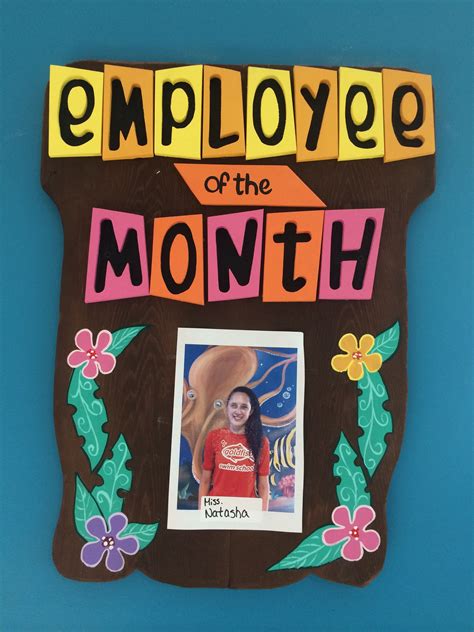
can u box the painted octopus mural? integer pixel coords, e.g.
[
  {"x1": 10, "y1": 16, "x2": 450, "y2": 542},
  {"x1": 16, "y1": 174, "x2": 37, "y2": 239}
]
[{"x1": 178, "y1": 345, "x2": 298, "y2": 512}]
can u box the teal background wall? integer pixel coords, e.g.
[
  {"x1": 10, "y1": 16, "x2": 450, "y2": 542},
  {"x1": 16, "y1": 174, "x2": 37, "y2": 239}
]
[{"x1": 1, "y1": 1, "x2": 472, "y2": 630}]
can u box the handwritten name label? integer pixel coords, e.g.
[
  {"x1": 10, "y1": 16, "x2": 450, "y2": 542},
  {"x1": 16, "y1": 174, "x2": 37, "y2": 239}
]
[{"x1": 201, "y1": 496, "x2": 263, "y2": 523}]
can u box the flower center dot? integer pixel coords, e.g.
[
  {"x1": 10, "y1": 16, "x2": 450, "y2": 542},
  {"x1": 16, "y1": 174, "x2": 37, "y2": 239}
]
[
  {"x1": 101, "y1": 535, "x2": 115, "y2": 550},
  {"x1": 86, "y1": 349, "x2": 98, "y2": 360},
  {"x1": 348, "y1": 527, "x2": 360, "y2": 540},
  {"x1": 352, "y1": 352, "x2": 362, "y2": 361}
]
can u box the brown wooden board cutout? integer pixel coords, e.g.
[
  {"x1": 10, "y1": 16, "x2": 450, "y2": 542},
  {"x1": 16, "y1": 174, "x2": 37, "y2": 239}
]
[{"x1": 42, "y1": 61, "x2": 435, "y2": 588}]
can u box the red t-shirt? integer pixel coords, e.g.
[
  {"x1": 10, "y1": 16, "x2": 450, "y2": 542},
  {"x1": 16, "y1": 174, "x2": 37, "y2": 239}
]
[{"x1": 202, "y1": 428, "x2": 270, "y2": 498}]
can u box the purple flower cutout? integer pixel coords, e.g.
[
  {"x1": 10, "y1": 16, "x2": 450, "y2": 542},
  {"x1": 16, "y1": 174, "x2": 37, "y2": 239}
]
[{"x1": 80, "y1": 513, "x2": 139, "y2": 572}]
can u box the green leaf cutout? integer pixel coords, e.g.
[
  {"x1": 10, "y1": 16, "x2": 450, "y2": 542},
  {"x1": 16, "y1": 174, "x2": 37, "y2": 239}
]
[
  {"x1": 68, "y1": 370, "x2": 108, "y2": 471},
  {"x1": 334, "y1": 433, "x2": 371, "y2": 512},
  {"x1": 121, "y1": 522, "x2": 159, "y2": 550},
  {"x1": 92, "y1": 434, "x2": 132, "y2": 518},
  {"x1": 268, "y1": 323, "x2": 400, "y2": 574},
  {"x1": 357, "y1": 370, "x2": 392, "y2": 476},
  {"x1": 371, "y1": 321, "x2": 400, "y2": 362},
  {"x1": 74, "y1": 475, "x2": 103, "y2": 542},
  {"x1": 268, "y1": 526, "x2": 342, "y2": 571},
  {"x1": 67, "y1": 326, "x2": 145, "y2": 470},
  {"x1": 107, "y1": 326, "x2": 146, "y2": 357}
]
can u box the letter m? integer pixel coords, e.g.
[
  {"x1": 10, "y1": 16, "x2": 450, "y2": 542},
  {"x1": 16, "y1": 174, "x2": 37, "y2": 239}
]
[{"x1": 85, "y1": 208, "x2": 149, "y2": 303}]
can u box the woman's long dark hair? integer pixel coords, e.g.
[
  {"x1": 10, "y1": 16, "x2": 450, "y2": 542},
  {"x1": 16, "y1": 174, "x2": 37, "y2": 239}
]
[{"x1": 227, "y1": 386, "x2": 263, "y2": 469}]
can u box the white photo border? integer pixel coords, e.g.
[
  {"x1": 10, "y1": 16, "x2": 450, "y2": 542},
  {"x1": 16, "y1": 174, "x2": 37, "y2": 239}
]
[{"x1": 167, "y1": 327, "x2": 305, "y2": 532}]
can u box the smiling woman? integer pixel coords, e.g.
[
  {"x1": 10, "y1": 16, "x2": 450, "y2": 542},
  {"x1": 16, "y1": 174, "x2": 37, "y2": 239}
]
[
  {"x1": 167, "y1": 329, "x2": 304, "y2": 532},
  {"x1": 198, "y1": 386, "x2": 270, "y2": 509}
]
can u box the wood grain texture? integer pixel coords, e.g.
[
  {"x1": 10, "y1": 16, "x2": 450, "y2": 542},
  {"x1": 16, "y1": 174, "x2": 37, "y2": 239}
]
[{"x1": 41, "y1": 61, "x2": 435, "y2": 588}]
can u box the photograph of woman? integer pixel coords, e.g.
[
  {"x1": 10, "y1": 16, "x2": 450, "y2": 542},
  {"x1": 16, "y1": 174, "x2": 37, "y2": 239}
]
[
  {"x1": 198, "y1": 386, "x2": 270, "y2": 510},
  {"x1": 168, "y1": 329, "x2": 303, "y2": 532}
]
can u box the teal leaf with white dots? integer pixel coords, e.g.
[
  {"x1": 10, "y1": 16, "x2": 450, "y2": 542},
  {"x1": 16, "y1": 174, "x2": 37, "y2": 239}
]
[
  {"x1": 357, "y1": 322, "x2": 400, "y2": 477},
  {"x1": 74, "y1": 475, "x2": 103, "y2": 541},
  {"x1": 107, "y1": 326, "x2": 146, "y2": 357},
  {"x1": 334, "y1": 433, "x2": 371, "y2": 511},
  {"x1": 371, "y1": 321, "x2": 400, "y2": 363},
  {"x1": 68, "y1": 371, "x2": 108, "y2": 471},
  {"x1": 358, "y1": 370, "x2": 392, "y2": 477},
  {"x1": 91, "y1": 435, "x2": 132, "y2": 518},
  {"x1": 268, "y1": 527, "x2": 342, "y2": 571},
  {"x1": 121, "y1": 522, "x2": 159, "y2": 550}
]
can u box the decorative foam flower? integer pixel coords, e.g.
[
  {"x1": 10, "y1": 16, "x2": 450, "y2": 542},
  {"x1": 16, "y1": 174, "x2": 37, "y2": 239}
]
[
  {"x1": 80, "y1": 513, "x2": 139, "y2": 572},
  {"x1": 322, "y1": 505, "x2": 381, "y2": 561},
  {"x1": 331, "y1": 333, "x2": 382, "y2": 381},
  {"x1": 67, "y1": 328, "x2": 116, "y2": 379}
]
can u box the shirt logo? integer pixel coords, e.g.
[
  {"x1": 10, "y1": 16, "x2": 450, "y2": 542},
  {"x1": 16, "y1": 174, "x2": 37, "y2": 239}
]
[{"x1": 221, "y1": 442, "x2": 254, "y2": 464}]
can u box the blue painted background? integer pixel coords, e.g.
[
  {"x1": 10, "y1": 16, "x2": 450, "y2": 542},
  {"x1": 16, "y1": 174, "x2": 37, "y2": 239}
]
[{"x1": 1, "y1": 1, "x2": 472, "y2": 630}]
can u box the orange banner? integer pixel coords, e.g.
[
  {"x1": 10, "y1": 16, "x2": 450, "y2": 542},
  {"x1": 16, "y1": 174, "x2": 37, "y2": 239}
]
[{"x1": 174, "y1": 164, "x2": 326, "y2": 207}]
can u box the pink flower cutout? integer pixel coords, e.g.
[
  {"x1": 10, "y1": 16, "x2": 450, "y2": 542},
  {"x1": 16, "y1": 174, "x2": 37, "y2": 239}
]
[
  {"x1": 67, "y1": 328, "x2": 116, "y2": 379},
  {"x1": 322, "y1": 505, "x2": 381, "y2": 561}
]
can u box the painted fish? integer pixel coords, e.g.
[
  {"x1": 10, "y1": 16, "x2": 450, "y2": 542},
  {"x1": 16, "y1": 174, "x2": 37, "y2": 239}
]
[{"x1": 270, "y1": 427, "x2": 296, "y2": 473}]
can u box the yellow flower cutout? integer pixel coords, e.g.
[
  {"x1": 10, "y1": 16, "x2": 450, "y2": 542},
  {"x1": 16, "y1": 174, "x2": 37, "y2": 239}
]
[{"x1": 331, "y1": 333, "x2": 382, "y2": 381}]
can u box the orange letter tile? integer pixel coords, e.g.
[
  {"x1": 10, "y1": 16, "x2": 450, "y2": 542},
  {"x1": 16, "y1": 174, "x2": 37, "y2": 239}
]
[
  {"x1": 202, "y1": 65, "x2": 245, "y2": 159},
  {"x1": 383, "y1": 69, "x2": 435, "y2": 162},
  {"x1": 102, "y1": 64, "x2": 154, "y2": 161},
  {"x1": 293, "y1": 66, "x2": 338, "y2": 162},
  {"x1": 263, "y1": 211, "x2": 324, "y2": 302},
  {"x1": 150, "y1": 215, "x2": 204, "y2": 305}
]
